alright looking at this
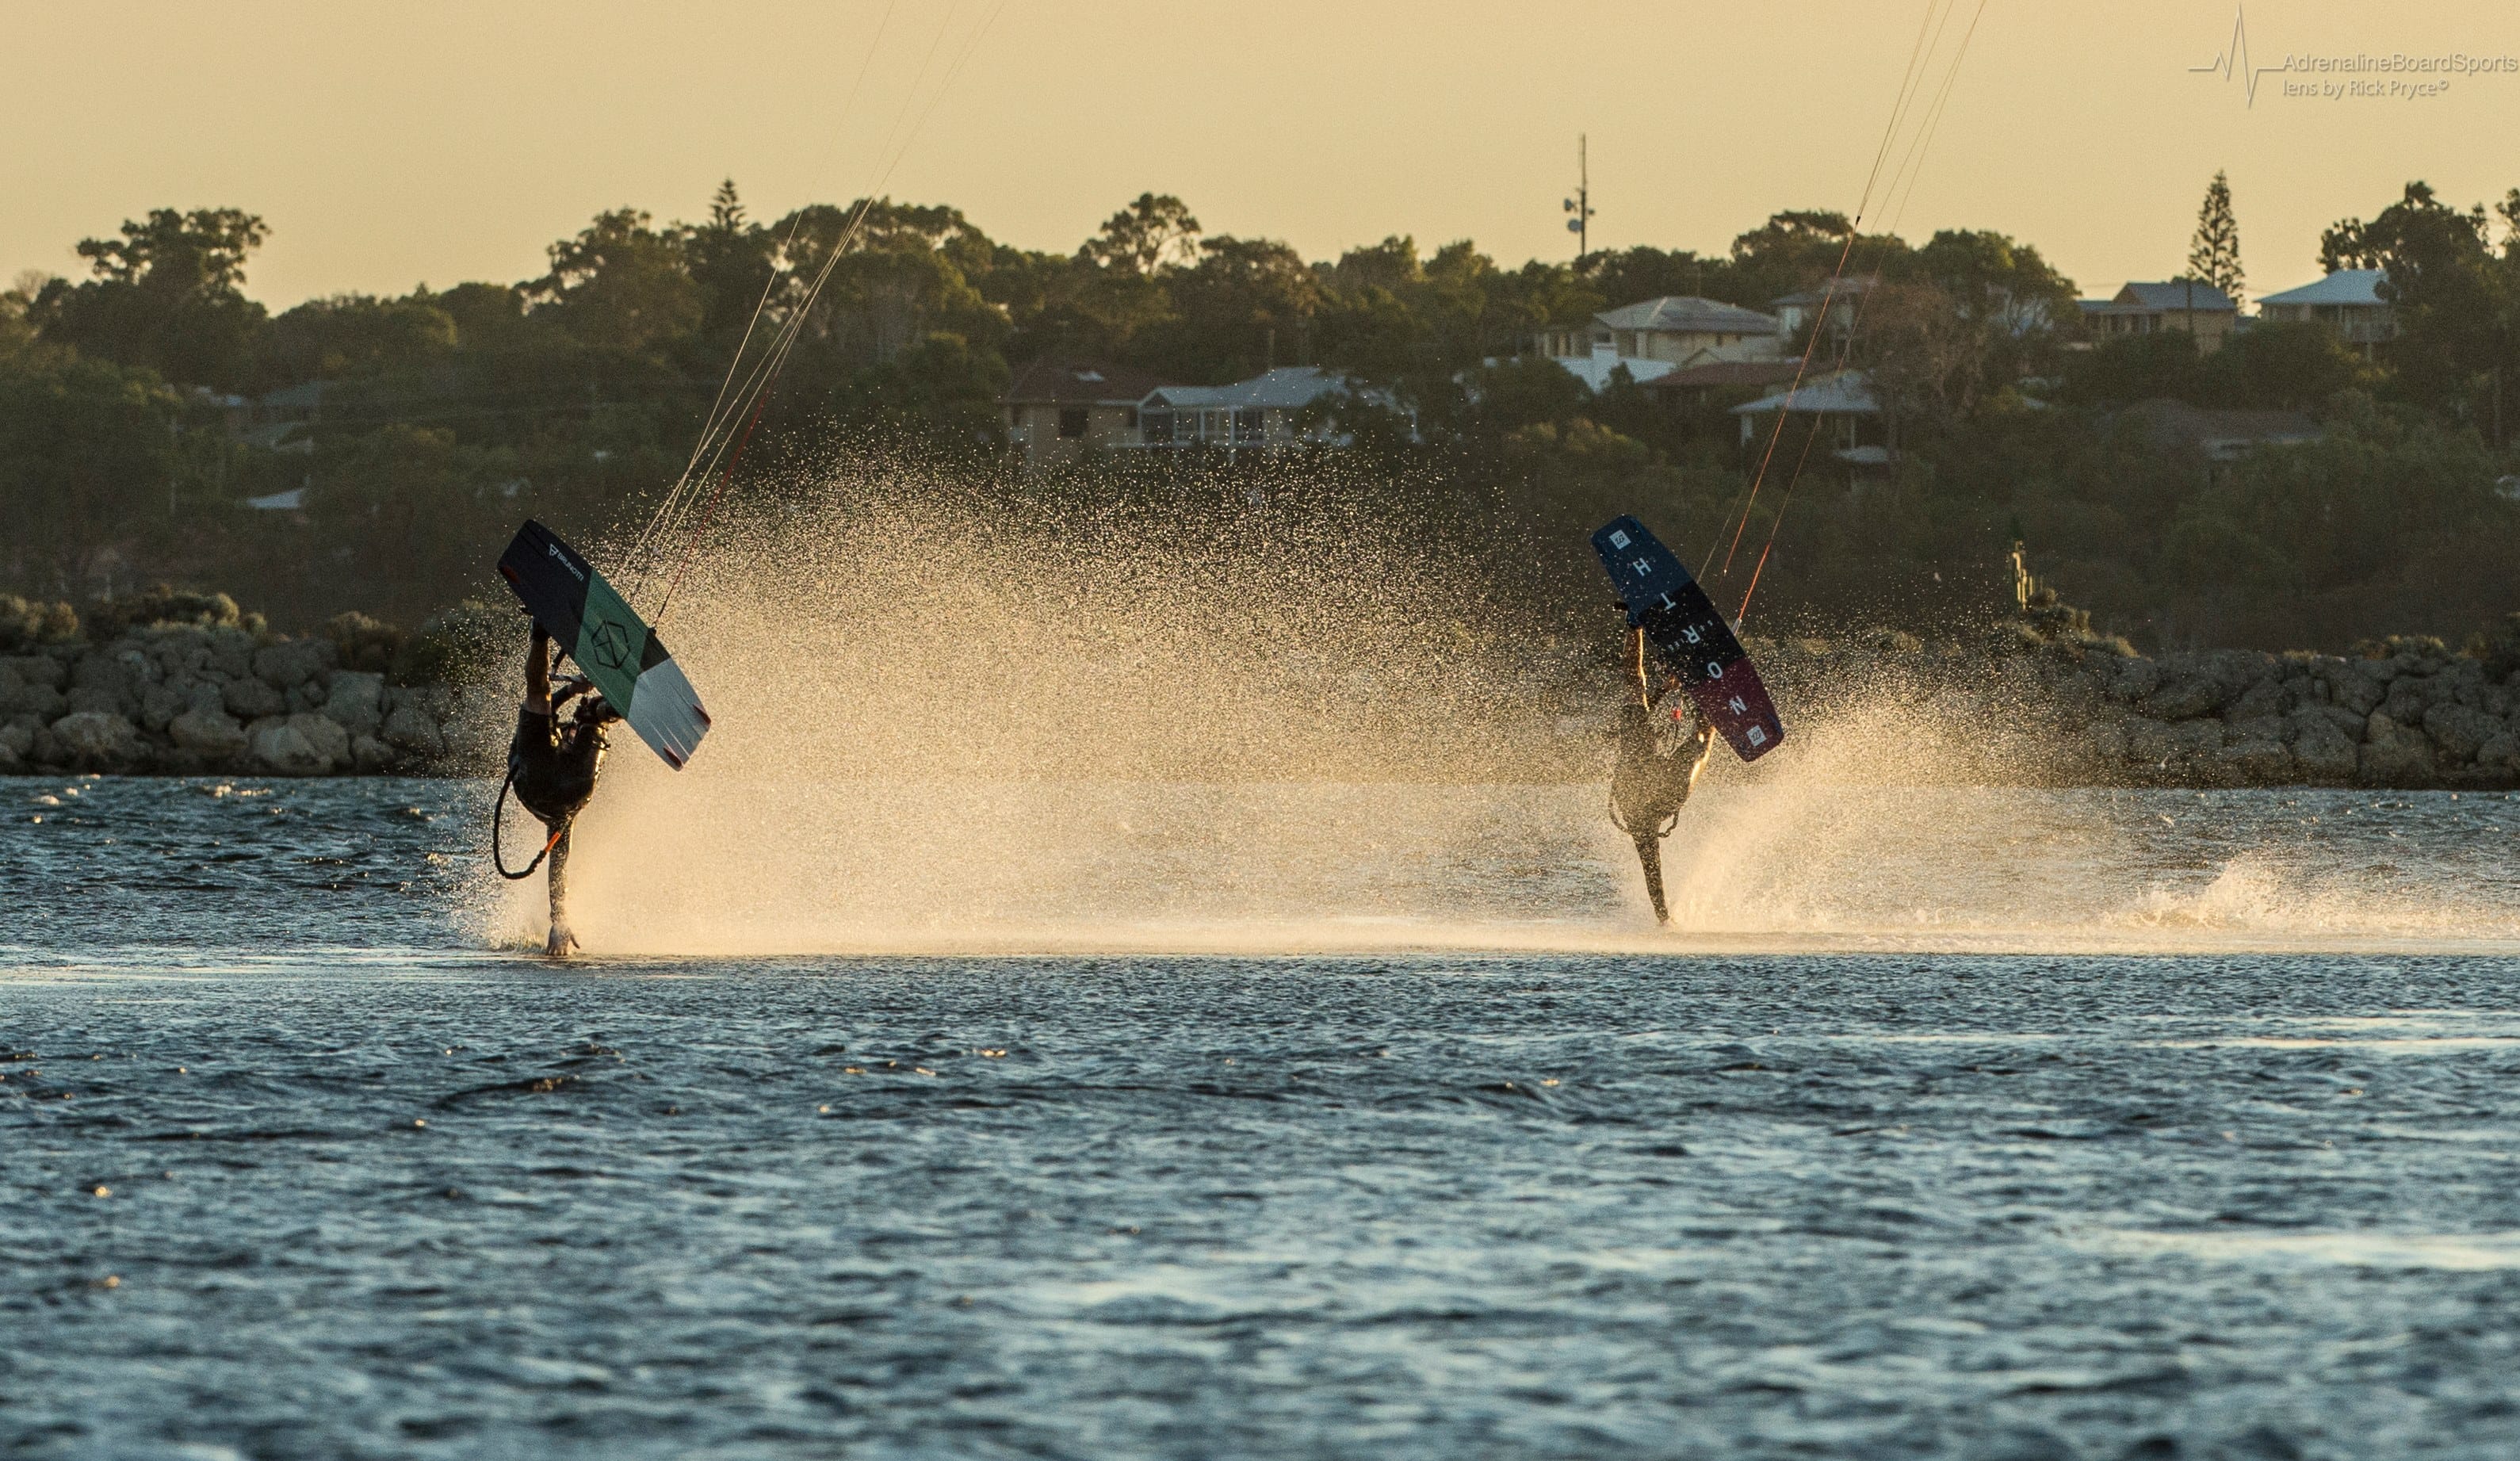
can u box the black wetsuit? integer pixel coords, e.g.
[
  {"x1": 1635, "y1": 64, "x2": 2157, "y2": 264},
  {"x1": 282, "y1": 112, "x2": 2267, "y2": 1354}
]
[
  {"x1": 510, "y1": 706, "x2": 608, "y2": 828},
  {"x1": 1610, "y1": 700, "x2": 1702, "y2": 923}
]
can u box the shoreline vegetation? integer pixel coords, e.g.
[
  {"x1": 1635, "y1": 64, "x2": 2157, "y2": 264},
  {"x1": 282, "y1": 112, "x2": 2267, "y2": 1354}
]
[
  {"x1": 8, "y1": 588, "x2": 2517, "y2": 790},
  {"x1": 6, "y1": 180, "x2": 2519, "y2": 656}
]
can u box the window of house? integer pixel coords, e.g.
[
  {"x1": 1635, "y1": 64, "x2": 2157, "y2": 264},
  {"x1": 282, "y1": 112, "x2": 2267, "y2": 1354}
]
[
  {"x1": 1233, "y1": 407, "x2": 1264, "y2": 444},
  {"x1": 1058, "y1": 407, "x2": 1088, "y2": 438},
  {"x1": 1141, "y1": 408, "x2": 1174, "y2": 444}
]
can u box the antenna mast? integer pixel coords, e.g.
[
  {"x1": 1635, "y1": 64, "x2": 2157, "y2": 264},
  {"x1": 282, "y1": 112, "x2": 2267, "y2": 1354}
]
[{"x1": 1563, "y1": 134, "x2": 1595, "y2": 264}]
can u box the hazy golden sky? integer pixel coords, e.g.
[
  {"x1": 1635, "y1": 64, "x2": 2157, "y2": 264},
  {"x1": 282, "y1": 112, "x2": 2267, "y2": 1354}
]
[{"x1": 7, "y1": 1, "x2": 2518, "y2": 307}]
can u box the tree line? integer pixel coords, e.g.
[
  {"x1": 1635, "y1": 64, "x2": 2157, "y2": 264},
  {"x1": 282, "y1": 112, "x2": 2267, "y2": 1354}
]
[{"x1": 2, "y1": 174, "x2": 2515, "y2": 650}]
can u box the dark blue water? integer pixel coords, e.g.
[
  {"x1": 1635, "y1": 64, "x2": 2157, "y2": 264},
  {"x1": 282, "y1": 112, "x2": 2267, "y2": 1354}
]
[{"x1": 7, "y1": 778, "x2": 2520, "y2": 1459}]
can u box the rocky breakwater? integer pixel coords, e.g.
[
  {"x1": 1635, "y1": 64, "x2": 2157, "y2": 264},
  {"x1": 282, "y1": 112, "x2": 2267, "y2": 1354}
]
[
  {"x1": 2072, "y1": 638, "x2": 2520, "y2": 788},
  {"x1": 0, "y1": 621, "x2": 504, "y2": 778},
  {"x1": 1752, "y1": 603, "x2": 2520, "y2": 790}
]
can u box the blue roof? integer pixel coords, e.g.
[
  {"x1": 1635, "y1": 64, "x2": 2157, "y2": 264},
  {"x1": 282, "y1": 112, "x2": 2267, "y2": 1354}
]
[{"x1": 2257, "y1": 269, "x2": 2387, "y2": 308}]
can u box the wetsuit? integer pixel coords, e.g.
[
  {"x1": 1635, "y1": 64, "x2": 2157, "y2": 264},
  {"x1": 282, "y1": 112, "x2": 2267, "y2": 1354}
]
[
  {"x1": 508, "y1": 622, "x2": 615, "y2": 955},
  {"x1": 510, "y1": 703, "x2": 606, "y2": 828},
  {"x1": 1610, "y1": 697, "x2": 1707, "y2": 924}
]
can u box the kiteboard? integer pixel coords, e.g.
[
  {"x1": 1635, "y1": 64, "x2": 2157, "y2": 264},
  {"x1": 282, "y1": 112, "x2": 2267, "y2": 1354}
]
[
  {"x1": 1591, "y1": 514, "x2": 1784, "y2": 762},
  {"x1": 496, "y1": 520, "x2": 711, "y2": 770}
]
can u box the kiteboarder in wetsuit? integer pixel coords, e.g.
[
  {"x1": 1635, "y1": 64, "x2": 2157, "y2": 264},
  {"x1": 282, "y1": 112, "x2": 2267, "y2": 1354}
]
[
  {"x1": 509, "y1": 621, "x2": 618, "y2": 956},
  {"x1": 1610, "y1": 626, "x2": 1715, "y2": 924}
]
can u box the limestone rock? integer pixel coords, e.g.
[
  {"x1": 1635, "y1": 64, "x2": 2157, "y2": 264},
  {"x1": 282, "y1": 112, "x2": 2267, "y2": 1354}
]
[
  {"x1": 253, "y1": 637, "x2": 337, "y2": 691},
  {"x1": 3, "y1": 680, "x2": 66, "y2": 720},
  {"x1": 2479, "y1": 732, "x2": 2520, "y2": 774},
  {"x1": 351, "y1": 733, "x2": 397, "y2": 771},
  {"x1": 205, "y1": 628, "x2": 255, "y2": 680},
  {"x1": 380, "y1": 702, "x2": 446, "y2": 758},
  {"x1": 323, "y1": 671, "x2": 385, "y2": 736},
  {"x1": 2143, "y1": 667, "x2": 2223, "y2": 721},
  {"x1": 140, "y1": 680, "x2": 188, "y2": 732},
  {"x1": 290, "y1": 712, "x2": 350, "y2": 768},
  {"x1": 2381, "y1": 675, "x2": 2442, "y2": 725},
  {"x1": 2285, "y1": 710, "x2": 2359, "y2": 781},
  {"x1": 2359, "y1": 712, "x2": 2434, "y2": 785},
  {"x1": 2216, "y1": 733, "x2": 2291, "y2": 782},
  {"x1": 224, "y1": 677, "x2": 285, "y2": 720},
  {"x1": 0, "y1": 716, "x2": 35, "y2": 760},
  {"x1": 2320, "y1": 660, "x2": 2384, "y2": 716},
  {"x1": 2308, "y1": 701, "x2": 2365, "y2": 740},
  {"x1": 48, "y1": 709, "x2": 144, "y2": 768},
  {"x1": 2227, "y1": 678, "x2": 2287, "y2": 722},
  {"x1": 249, "y1": 713, "x2": 346, "y2": 775},
  {"x1": 0, "y1": 655, "x2": 66, "y2": 690},
  {"x1": 168, "y1": 708, "x2": 250, "y2": 762},
  {"x1": 2107, "y1": 657, "x2": 2160, "y2": 703},
  {"x1": 2422, "y1": 702, "x2": 2498, "y2": 763}
]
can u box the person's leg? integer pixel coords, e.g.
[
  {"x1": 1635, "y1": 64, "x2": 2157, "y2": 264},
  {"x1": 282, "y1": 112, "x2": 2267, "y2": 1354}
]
[
  {"x1": 1633, "y1": 832, "x2": 1671, "y2": 925},
  {"x1": 544, "y1": 823, "x2": 577, "y2": 956},
  {"x1": 525, "y1": 623, "x2": 553, "y2": 715}
]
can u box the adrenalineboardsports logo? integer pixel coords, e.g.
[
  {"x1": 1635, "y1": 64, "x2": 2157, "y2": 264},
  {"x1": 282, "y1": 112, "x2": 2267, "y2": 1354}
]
[{"x1": 2191, "y1": 5, "x2": 2517, "y2": 108}]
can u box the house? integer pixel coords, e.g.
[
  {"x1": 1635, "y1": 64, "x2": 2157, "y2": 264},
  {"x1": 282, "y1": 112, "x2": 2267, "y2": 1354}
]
[
  {"x1": 2255, "y1": 269, "x2": 2393, "y2": 354},
  {"x1": 1004, "y1": 360, "x2": 1170, "y2": 469},
  {"x1": 1727, "y1": 369, "x2": 1893, "y2": 466},
  {"x1": 2122, "y1": 399, "x2": 2318, "y2": 464},
  {"x1": 1635, "y1": 360, "x2": 1810, "y2": 408},
  {"x1": 1539, "y1": 296, "x2": 1785, "y2": 368},
  {"x1": 1769, "y1": 277, "x2": 1877, "y2": 348},
  {"x1": 2078, "y1": 281, "x2": 2240, "y2": 353},
  {"x1": 1136, "y1": 367, "x2": 1380, "y2": 450},
  {"x1": 247, "y1": 381, "x2": 326, "y2": 453},
  {"x1": 1552, "y1": 342, "x2": 1678, "y2": 393}
]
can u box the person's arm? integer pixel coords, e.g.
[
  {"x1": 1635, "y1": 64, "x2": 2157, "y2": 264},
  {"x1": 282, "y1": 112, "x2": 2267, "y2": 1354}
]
[
  {"x1": 526, "y1": 622, "x2": 552, "y2": 714},
  {"x1": 1631, "y1": 627, "x2": 1652, "y2": 709}
]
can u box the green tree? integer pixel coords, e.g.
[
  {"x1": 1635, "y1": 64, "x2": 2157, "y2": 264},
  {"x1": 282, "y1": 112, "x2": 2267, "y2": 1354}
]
[
  {"x1": 529, "y1": 208, "x2": 703, "y2": 355},
  {"x1": 2186, "y1": 170, "x2": 2244, "y2": 306},
  {"x1": 1145, "y1": 235, "x2": 1322, "y2": 381},
  {"x1": 2319, "y1": 182, "x2": 2512, "y2": 418},
  {"x1": 32, "y1": 207, "x2": 271, "y2": 388},
  {"x1": 1081, "y1": 193, "x2": 1202, "y2": 276},
  {"x1": 257, "y1": 293, "x2": 457, "y2": 386},
  {"x1": 687, "y1": 178, "x2": 778, "y2": 348},
  {"x1": 0, "y1": 352, "x2": 185, "y2": 590}
]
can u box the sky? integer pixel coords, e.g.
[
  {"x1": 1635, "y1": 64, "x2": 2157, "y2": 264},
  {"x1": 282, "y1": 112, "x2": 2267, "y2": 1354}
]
[{"x1": 6, "y1": 0, "x2": 2518, "y2": 309}]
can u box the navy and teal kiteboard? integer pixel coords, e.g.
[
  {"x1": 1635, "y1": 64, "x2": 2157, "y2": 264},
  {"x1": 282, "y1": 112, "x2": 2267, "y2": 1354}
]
[
  {"x1": 497, "y1": 521, "x2": 710, "y2": 769},
  {"x1": 1591, "y1": 514, "x2": 1784, "y2": 762}
]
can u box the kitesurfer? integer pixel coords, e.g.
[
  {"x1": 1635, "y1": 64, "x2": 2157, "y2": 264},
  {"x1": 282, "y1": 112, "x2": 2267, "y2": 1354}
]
[
  {"x1": 510, "y1": 621, "x2": 618, "y2": 956},
  {"x1": 1610, "y1": 627, "x2": 1714, "y2": 925}
]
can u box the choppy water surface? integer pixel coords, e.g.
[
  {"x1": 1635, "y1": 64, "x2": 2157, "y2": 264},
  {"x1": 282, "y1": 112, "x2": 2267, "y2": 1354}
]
[{"x1": 6, "y1": 778, "x2": 2520, "y2": 1458}]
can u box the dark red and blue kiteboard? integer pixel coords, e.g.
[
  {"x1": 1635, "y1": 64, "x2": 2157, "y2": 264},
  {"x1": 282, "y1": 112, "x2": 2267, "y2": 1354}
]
[{"x1": 1591, "y1": 514, "x2": 1784, "y2": 762}]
